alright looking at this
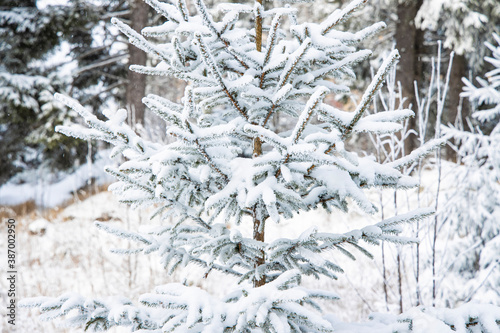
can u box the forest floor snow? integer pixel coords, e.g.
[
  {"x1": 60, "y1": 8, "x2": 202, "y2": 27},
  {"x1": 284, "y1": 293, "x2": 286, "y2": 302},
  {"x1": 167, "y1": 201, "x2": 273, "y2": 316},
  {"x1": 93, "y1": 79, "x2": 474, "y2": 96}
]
[{"x1": 0, "y1": 160, "x2": 488, "y2": 332}]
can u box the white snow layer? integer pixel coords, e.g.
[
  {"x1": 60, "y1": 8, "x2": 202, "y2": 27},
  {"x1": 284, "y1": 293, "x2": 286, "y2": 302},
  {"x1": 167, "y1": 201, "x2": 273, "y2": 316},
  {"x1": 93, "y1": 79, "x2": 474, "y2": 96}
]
[{"x1": 0, "y1": 150, "x2": 114, "y2": 207}]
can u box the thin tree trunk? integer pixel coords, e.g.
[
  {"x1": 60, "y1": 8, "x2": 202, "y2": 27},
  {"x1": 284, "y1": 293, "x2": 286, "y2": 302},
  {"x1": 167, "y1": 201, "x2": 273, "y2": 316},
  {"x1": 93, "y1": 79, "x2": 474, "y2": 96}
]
[
  {"x1": 381, "y1": 242, "x2": 390, "y2": 311},
  {"x1": 253, "y1": 133, "x2": 265, "y2": 288},
  {"x1": 379, "y1": 192, "x2": 390, "y2": 311},
  {"x1": 126, "y1": 0, "x2": 148, "y2": 126},
  {"x1": 255, "y1": 0, "x2": 263, "y2": 52},
  {"x1": 397, "y1": 251, "x2": 403, "y2": 313},
  {"x1": 393, "y1": 190, "x2": 404, "y2": 313},
  {"x1": 253, "y1": 212, "x2": 266, "y2": 288},
  {"x1": 432, "y1": 214, "x2": 438, "y2": 305},
  {"x1": 253, "y1": 135, "x2": 265, "y2": 288},
  {"x1": 432, "y1": 147, "x2": 443, "y2": 306},
  {"x1": 415, "y1": 219, "x2": 421, "y2": 306},
  {"x1": 252, "y1": 0, "x2": 266, "y2": 289}
]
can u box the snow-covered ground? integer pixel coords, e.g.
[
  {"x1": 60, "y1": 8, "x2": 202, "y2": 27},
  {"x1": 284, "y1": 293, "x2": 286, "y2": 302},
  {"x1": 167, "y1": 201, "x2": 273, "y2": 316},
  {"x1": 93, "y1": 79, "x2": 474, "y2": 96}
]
[
  {"x1": 0, "y1": 151, "x2": 114, "y2": 208},
  {"x1": 0, "y1": 161, "x2": 497, "y2": 332}
]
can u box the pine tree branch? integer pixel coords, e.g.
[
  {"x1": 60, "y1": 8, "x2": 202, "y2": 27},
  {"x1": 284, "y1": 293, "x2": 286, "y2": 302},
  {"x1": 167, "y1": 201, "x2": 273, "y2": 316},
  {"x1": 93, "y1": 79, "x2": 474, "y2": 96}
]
[
  {"x1": 194, "y1": 33, "x2": 249, "y2": 121},
  {"x1": 194, "y1": 0, "x2": 249, "y2": 70},
  {"x1": 111, "y1": 17, "x2": 170, "y2": 62},
  {"x1": 143, "y1": 0, "x2": 181, "y2": 24},
  {"x1": 262, "y1": 38, "x2": 311, "y2": 127},
  {"x1": 262, "y1": 13, "x2": 282, "y2": 73},
  {"x1": 172, "y1": 36, "x2": 186, "y2": 66},
  {"x1": 105, "y1": 167, "x2": 154, "y2": 195},
  {"x1": 181, "y1": 87, "x2": 230, "y2": 182},
  {"x1": 321, "y1": 0, "x2": 369, "y2": 35},
  {"x1": 176, "y1": 0, "x2": 189, "y2": 21},
  {"x1": 291, "y1": 87, "x2": 329, "y2": 144},
  {"x1": 275, "y1": 87, "x2": 328, "y2": 178},
  {"x1": 303, "y1": 51, "x2": 400, "y2": 178},
  {"x1": 342, "y1": 49, "x2": 400, "y2": 139},
  {"x1": 277, "y1": 38, "x2": 312, "y2": 90}
]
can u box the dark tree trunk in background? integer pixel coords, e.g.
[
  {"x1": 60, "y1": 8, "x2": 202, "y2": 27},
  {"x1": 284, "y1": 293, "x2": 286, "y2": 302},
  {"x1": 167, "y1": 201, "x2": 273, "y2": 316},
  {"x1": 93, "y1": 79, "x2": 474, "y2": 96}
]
[
  {"x1": 395, "y1": 0, "x2": 423, "y2": 154},
  {"x1": 126, "y1": 0, "x2": 148, "y2": 126},
  {"x1": 447, "y1": 53, "x2": 468, "y2": 126},
  {"x1": 445, "y1": 52, "x2": 469, "y2": 160},
  {"x1": 4, "y1": 0, "x2": 35, "y2": 7}
]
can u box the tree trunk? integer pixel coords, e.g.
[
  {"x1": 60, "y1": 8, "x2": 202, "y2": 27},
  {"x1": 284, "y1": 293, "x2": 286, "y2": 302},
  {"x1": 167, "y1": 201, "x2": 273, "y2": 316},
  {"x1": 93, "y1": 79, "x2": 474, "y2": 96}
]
[
  {"x1": 253, "y1": 0, "x2": 266, "y2": 289},
  {"x1": 252, "y1": 137, "x2": 266, "y2": 287},
  {"x1": 126, "y1": 0, "x2": 148, "y2": 126},
  {"x1": 255, "y1": 0, "x2": 263, "y2": 52},
  {"x1": 395, "y1": 0, "x2": 423, "y2": 154},
  {"x1": 445, "y1": 52, "x2": 468, "y2": 161},
  {"x1": 11, "y1": 0, "x2": 35, "y2": 7},
  {"x1": 253, "y1": 213, "x2": 266, "y2": 288},
  {"x1": 397, "y1": 251, "x2": 403, "y2": 313}
]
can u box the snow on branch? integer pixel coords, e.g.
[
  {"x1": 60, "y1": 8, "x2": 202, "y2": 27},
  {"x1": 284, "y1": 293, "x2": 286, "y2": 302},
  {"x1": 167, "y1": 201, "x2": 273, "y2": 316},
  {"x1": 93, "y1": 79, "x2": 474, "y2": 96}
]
[
  {"x1": 22, "y1": 271, "x2": 341, "y2": 332},
  {"x1": 461, "y1": 33, "x2": 500, "y2": 123},
  {"x1": 194, "y1": 33, "x2": 249, "y2": 120},
  {"x1": 344, "y1": 49, "x2": 400, "y2": 138},
  {"x1": 387, "y1": 137, "x2": 448, "y2": 169},
  {"x1": 111, "y1": 18, "x2": 170, "y2": 62},
  {"x1": 321, "y1": 0, "x2": 369, "y2": 35}
]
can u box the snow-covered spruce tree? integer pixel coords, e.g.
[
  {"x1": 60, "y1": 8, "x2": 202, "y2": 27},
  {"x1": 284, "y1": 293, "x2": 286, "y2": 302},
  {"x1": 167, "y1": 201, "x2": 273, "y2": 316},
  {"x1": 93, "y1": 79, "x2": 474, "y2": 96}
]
[
  {"x1": 22, "y1": 0, "x2": 439, "y2": 331},
  {"x1": 439, "y1": 34, "x2": 500, "y2": 305}
]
